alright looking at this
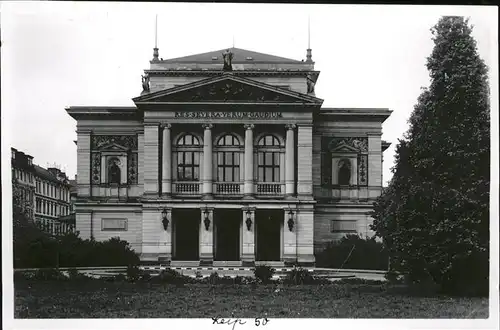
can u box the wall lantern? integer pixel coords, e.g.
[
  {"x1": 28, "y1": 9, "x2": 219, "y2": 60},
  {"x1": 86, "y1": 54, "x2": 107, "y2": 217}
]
[
  {"x1": 203, "y1": 208, "x2": 210, "y2": 231},
  {"x1": 245, "y1": 210, "x2": 252, "y2": 231},
  {"x1": 161, "y1": 208, "x2": 169, "y2": 231},
  {"x1": 287, "y1": 210, "x2": 294, "y2": 232}
]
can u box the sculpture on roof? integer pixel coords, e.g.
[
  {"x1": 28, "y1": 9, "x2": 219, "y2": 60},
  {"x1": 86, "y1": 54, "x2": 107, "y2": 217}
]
[
  {"x1": 141, "y1": 74, "x2": 150, "y2": 93},
  {"x1": 306, "y1": 73, "x2": 315, "y2": 94},
  {"x1": 222, "y1": 49, "x2": 233, "y2": 71}
]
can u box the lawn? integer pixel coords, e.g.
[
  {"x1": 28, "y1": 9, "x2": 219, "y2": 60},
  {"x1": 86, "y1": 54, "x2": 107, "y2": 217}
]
[{"x1": 14, "y1": 280, "x2": 488, "y2": 318}]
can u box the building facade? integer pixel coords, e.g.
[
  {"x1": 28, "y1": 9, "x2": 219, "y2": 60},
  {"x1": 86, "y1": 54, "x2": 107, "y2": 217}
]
[
  {"x1": 11, "y1": 148, "x2": 75, "y2": 235},
  {"x1": 67, "y1": 47, "x2": 391, "y2": 266}
]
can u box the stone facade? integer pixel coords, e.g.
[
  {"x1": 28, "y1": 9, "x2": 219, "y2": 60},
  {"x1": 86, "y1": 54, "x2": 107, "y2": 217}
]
[{"x1": 67, "y1": 47, "x2": 391, "y2": 266}]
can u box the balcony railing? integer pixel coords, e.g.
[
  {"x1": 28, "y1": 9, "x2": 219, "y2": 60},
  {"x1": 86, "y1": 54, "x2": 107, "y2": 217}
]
[
  {"x1": 215, "y1": 183, "x2": 241, "y2": 194},
  {"x1": 174, "y1": 182, "x2": 200, "y2": 194},
  {"x1": 257, "y1": 183, "x2": 282, "y2": 195}
]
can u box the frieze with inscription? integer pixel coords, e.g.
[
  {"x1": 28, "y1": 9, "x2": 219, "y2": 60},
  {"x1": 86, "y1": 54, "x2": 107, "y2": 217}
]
[
  {"x1": 91, "y1": 135, "x2": 138, "y2": 151},
  {"x1": 175, "y1": 111, "x2": 283, "y2": 120}
]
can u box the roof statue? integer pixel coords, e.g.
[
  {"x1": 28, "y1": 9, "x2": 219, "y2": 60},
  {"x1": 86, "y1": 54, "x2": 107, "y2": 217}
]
[
  {"x1": 142, "y1": 74, "x2": 150, "y2": 93},
  {"x1": 222, "y1": 49, "x2": 234, "y2": 71},
  {"x1": 306, "y1": 73, "x2": 315, "y2": 94}
]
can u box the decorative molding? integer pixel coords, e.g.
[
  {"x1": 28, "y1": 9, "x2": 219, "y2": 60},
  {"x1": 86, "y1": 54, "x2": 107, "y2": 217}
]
[
  {"x1": 91, "y1": 152, "x2": 101, "y2": 184},
  {"x1": 91, "y1": 135, "x2": 138, "y2": 151},
  {"x1": 285, "y1": 124, "x2": 297, "y2": 130},
  {"x1": 357, "y1": 154, "x2": 368, "y2": 186},
  {"x1": 202, "y1": 123, "x2": 214, "y2": 130},
  {"x1": 128, "y1": 153, "x2": 138, "y2": 184},
  {"x1": 151, "y1": 80, "x2": 305, "y2": 103},
  {"x1": 324, "y1": 137, "x2": 368, "y2": 153},
  {"x1": 244, "y1": 124, "x2": 255, "y2": 130}
]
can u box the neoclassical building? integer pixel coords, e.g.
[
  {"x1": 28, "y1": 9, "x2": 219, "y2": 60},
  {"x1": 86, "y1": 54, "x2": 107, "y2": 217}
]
[{"x1": 67, "y1": 46, "x2": 391, "y2": 266}]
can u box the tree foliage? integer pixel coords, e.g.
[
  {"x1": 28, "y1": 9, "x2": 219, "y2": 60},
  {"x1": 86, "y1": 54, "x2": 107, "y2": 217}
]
[{"x1": 371, "y1": 16, "x2": 490, "y2": 296}]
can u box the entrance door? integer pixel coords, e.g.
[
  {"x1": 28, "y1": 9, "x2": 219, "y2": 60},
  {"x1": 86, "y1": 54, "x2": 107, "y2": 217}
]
[
  {"x1": 256, "y1": 210, "x2": 282, "y2": 261},
  {"x1": 173, "y1": 209, "x2": 199, "y2": 261},
  {"x1": 215, "y1": 209, "x2": 240, "y2": 261}
]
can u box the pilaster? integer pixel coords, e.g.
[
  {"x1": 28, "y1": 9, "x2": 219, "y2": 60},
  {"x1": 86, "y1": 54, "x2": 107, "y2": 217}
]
[
  {"x1": 283, "y1": 208, "x2": 297, "y2": 266},
  {"x1": 297, "y1": 125, "x2": 313, "y2": 198},
  {"x1": 161, "y1": 124, "x2": 172, "y2": 197},
  {"x1": 76, "y1": 130, "x2": 91, "y2": 198},
  {"x1": 285, "y1": 124, "x2": 296, "y2": 196},
  {"x1": 241, "y1": 207, "x2": 256, "y2": 266},
  {"x1": 144, "y1": 124, "x2": 160, "y2": 196},
  {"x1": 199, "y1": 207, "x2": 214, "y2": 265},
  {"x1": 296, "y1": 209, "x2": 315, "y2": 266},
  {"x1": 159, "y1": 207, "x2": 172, "y2": 264}
]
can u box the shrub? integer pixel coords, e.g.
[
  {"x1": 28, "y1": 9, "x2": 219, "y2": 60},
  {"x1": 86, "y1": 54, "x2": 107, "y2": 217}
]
[
  {"x1": 67, "y1": 268, "x2": 92, "y2": 281},
  {"x1": 284, "y1": 267, "x2": 315, "y2": 285},
  {"x1": 156, "y1": 269, "x2": 185, "y2": 284},
  {"x1": 208, "y1": 272, "x2": 220, "y2": 284},
  {"x1": 126, "y1": 265, "x2": 141, "y2": 282},
  {"x1": 33, "y1": 268, "x2": 67, "y2": 281},
  {"x1": 315, "y1": 235, "x2": 389, "y2": 270},
  {"x1": 253, "y1": 265, "x2": 275, "y2": 283}
]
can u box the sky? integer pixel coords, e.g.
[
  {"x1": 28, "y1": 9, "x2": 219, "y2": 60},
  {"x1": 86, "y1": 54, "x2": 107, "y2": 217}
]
[{"x1": 1, "y1": 3, "x2": 498, "y2": 185}]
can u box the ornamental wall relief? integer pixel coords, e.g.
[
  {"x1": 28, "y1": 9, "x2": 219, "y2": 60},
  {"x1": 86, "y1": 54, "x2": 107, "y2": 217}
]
[
  {"x1": 321, "y1": 137, "x2": 369, "y2": 187},
  {"x1": 90, "y1": 135, "x2": 138, "y2": 185}
]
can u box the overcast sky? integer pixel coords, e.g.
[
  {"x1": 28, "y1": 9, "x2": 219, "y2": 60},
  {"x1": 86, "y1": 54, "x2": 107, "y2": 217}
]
[{"x1": 1, "y1": 3, "x2": 497, "y2": 185}]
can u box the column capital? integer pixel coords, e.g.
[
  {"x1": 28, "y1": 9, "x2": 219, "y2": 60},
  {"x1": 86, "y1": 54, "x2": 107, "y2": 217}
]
[
  {"x1": 202, "y1": 124, "x2": 214, "y2": 130},
  {"x1": 285, "y1": 124, "x2": 297, "y2": 130},
  {"x1": 244, "y1": 124, "x2": 255, "y2": 130},
  {"x1": 162, "y1": 123, "x2": 172, "y2": 129}
]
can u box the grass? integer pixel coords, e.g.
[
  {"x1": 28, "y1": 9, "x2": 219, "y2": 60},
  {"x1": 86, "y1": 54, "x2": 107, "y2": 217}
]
[{"x1": 14, "y1": 280, "x2": 488, "y2": 318}]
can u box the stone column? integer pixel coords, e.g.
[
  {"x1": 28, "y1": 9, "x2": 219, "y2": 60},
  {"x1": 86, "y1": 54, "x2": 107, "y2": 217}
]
[
  {"x1": 144, "y1": 124, "x2": 160, "y2": 195},
  {"x1": 244, "y1": 124, "x2": 254, "y2": 197},
  {"x1": 285, "y1": 124, "x2": 296, "y2": 196},
  {"x1": 161, "y1": 124, "x2": 172, "y2": 197},
  {"x1": 159, "y1": 207, "x2": 172, "y2": 264},
  {"x1": 202, "y1": 124, "x2": 213, "y2": 198},
  {"x1": 241, "y1": 207, "x2": 255, "y2": 266},
  {"x1": 283, "y1": 208, "x2": 297, "y2": 266},
  {"x1": 199, "y1": 207, "x2": 214, "y2": 266}
]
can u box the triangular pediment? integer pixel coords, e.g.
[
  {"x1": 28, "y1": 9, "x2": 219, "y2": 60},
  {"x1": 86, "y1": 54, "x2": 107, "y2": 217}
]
[
  {"x1": 133, "y1": 74, "x2": 323, "y2": 105},
  {"x1": 330, "y1": 143, "x2": 360, "y2": 153},
  {"x1": 97, "y1": 142, "x2": 130, "y2": 152}
]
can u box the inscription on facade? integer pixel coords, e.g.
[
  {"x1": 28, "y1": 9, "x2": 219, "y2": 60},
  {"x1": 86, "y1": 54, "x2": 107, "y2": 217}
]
[{"x1": 174, "y1": 111, "x2": 283, "y2": 120}]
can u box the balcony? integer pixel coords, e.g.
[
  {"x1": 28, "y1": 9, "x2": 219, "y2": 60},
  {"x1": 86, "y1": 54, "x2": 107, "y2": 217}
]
[
  {"x1": 215, "y1": 182, "x2": 242, "y2": 195},
  {"x1": 256, "y1": 183, "x2": 283, "y2": 195},
  {"x1": 174, "y1": 182, "x2": 200, "y2": 195}
]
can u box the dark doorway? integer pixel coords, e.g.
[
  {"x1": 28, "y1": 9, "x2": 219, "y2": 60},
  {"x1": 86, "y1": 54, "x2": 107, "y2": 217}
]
[
  {"x1": 256, "y1": 209, "x2": 282, "y2": 261},
  {"x1": 173, "y1": 209, "x2": 199, "y2": 261},
  {"x1": 215, "y1": 209, "x2": 240, "y2": 261}
]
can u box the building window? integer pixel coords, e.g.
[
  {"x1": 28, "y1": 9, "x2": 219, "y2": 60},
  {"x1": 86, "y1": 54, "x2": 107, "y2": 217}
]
[
  {"x1": 216, "y1": 134, "x2": 240, "y2": 182},
  {"x1": 257, "y1": 135, "x2": 281, "y2": 183},
  {"x1": 176, "y1": 134, "x2": 200, "y2": 181},
  {"x1": 338, "y1": 159, "x2": 351, "y2": 186}
]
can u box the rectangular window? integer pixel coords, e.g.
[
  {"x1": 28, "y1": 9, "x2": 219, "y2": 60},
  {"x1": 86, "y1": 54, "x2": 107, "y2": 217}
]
[{"x1": 102, "y1": 218, "x2": 128, "y2": 231}]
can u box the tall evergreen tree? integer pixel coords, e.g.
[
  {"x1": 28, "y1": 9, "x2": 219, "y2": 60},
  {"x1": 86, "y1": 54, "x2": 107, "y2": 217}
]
[{"x1": 371, "y1": 16, "x2": 490, "y2": 295}]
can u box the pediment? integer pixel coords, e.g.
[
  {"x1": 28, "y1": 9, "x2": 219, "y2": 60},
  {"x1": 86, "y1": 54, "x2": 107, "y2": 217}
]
[
  {"x1": 330, "y1": 143, "x2": 360, "y2": 153},
  {"x1": 133, "y1": 74, "x2": 323, "y2": 105},
  {"x1": 96, "y1": 142, "x2": 130, "y2": 152}
]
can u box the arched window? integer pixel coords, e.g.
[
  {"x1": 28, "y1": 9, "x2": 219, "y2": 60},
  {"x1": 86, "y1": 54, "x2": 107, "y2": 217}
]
[
  {"x1": 257, "y1": 135, "x2": 281, "y2": 183},
  {"x1": 176, "y1": 134, "x2": 201, "y2": 181},
  {"x1": 338, "y1": 159, "x2": 351, "y2": 186},
  {"x1": 216, "y1": 134, "x2": 241, "y2": 182},
  {"x1": 108, "y1": 157, "x2": 121, "y2": 184}
]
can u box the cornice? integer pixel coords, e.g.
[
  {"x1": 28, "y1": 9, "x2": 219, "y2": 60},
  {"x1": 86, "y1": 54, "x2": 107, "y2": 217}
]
[{"x1": 144, "y1": 70, "x2": 320, "y2": 78}]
